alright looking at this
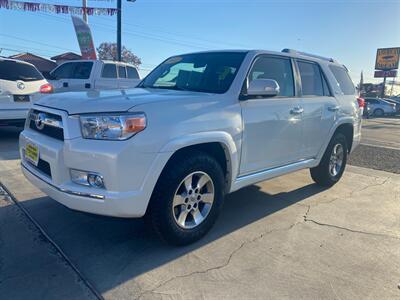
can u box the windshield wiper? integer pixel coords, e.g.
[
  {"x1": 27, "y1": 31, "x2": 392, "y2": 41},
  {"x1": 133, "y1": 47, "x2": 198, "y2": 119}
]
[{"x1": 141, "y1": 85, "x2": 188, "y2": 91}]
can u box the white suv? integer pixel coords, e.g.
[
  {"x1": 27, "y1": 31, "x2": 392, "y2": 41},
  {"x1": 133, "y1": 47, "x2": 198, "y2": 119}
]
[
  {"x1": 19, "y1": 50, "x2": 362, "y2": 245},
  {"x1": 0, "y1": 58, "x2": 50, "y2": 127}
]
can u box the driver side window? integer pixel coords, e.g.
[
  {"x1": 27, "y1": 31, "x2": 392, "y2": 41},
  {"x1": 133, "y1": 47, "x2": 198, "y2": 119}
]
[{"x1": 248, "y1": 56, "x2": 295, "y2": 97}]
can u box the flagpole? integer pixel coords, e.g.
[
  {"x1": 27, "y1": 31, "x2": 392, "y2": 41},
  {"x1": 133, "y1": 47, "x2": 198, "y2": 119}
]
[{"x1": 82, "y1": 0, "x2": 88, "y2": 23}]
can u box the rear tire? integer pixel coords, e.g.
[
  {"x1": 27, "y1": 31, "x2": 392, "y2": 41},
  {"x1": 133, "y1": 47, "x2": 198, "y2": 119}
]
[
  {"x1": 310, "y1": 133, "x2": 348, "y2": 187},
  {"x1": 148, "y1": 150, "x2": 225, "y2": 246}
]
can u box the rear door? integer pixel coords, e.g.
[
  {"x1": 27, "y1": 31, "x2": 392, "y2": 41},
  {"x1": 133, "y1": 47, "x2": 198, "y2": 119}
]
[
  {"x1": 296, "y1": 60, "x2": 338, "y2": 159},
  {"x1": 117, "y1": 65, "x2": 129, "y2": 89},
  {"x1": 95, "y1": 63, "x2": 119, "y2": 89}
]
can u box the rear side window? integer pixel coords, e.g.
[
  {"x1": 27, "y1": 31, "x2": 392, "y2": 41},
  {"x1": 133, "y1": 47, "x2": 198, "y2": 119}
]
[
  {"x1": 101, "y1": 64, "x2": 117, "y2": 78},
  {"x1": 329, "y1": 65, "x2": 355, "y2": 95},
  {"x1": 0, "y1": 60, "x2": 44, "y2": 82},
  {"x1": 118, "y1": 66, "x2": 127, "y2": 78},
  {"x1": 248, "y1": 56, "x2": 295, "y2": 97},
  {"x1": 52, "y1": 62, "x2": 93, "y2": 79},
  {"x1": 127, "y1": 66, "x2": 139, "y2": 79},
  {"x1": 297, "y1": 61, "x2": 325, "y2": 96}
]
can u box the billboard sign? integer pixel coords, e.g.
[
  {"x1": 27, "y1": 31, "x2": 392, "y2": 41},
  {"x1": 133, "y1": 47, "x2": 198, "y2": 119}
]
[
  {"x1": 374, "y1": 70, "x2": 397, "y2": 78},
  {"x1": 375, "y1": 47, "x2": 400, "y2": 70},
  {"x1": 71, "y1": 16, "x2": 97, "y2": 60}
]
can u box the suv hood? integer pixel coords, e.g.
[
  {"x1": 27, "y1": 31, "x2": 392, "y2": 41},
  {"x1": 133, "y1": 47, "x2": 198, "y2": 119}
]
[{"x1": 35, "y1": 88, "x2": 211, "y2": 114}]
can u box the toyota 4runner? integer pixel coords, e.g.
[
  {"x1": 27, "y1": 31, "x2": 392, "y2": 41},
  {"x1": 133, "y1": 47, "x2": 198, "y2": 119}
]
[{"x1": 19, "y1": 49, "x2": 362, "y2": 245}]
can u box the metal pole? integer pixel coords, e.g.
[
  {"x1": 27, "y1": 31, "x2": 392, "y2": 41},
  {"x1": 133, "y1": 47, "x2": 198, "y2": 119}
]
[
  {"x1": 117, "y1": 0, "x2": 122, "y2": 61},
  {"x1": 82, "y1": 0, "x2": 88, "y2": 23},
  {"x1": 381, "y1": 75, "x2": 386, "y2": 98}
]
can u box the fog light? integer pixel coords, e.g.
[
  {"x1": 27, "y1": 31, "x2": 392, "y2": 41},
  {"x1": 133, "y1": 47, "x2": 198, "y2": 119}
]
[
  {"x1": 88, "y1": 174, "x2": 105, "y2": 188},
  {"x1": 70, "y1": 169, "x2": 105, "y2": 189}
]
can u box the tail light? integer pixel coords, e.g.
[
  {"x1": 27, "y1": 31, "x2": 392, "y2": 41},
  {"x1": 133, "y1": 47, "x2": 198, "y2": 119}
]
[
  {"x1": 357, "y1": 97, "x2": 365, "y2": 108},
  {"x1": 40, "y1": 83, "x2": 53, "y2": 94}
]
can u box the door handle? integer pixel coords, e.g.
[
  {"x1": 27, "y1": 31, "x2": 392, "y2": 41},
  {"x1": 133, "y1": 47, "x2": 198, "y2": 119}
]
[
  {"x1": 328, "y1": 105, "x2": 340, "y2": 112},
  {"x1": 290, "y1": 107, "x2": 304, "y2": 115}
]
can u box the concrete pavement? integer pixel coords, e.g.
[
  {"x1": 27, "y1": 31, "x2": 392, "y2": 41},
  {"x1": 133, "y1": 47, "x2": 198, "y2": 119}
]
[{"x1": 0, "y1": 156, "x2": 399, "y2": 299}]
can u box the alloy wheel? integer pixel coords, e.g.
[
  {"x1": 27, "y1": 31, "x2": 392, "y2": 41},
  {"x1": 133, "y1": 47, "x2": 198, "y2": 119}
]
[
  {"x1": 172, "y1": 171, "x2": 215, "y2": 229},
  {"x1": 329, "y1": 143, "x2": 344, "y2": 177}
]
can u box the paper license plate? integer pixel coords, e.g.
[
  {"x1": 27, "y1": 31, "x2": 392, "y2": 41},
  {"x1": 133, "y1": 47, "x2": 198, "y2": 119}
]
[{"x1": 25, "y1": 143, "x2": 39, "y2": 166}]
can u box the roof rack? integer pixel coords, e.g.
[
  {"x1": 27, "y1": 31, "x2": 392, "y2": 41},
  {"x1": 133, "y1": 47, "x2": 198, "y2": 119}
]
[{"x1": 281, "y1": 48, "x2": 336, "y2": 63}]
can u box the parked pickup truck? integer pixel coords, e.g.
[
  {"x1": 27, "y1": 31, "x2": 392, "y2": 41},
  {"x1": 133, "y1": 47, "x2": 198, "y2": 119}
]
[
  {"x1": 20, "y1": 50, "x2": 362, "y2": 245},
  {"x1": 48, "y1": 60, "x2": 141, "y2": 92}
]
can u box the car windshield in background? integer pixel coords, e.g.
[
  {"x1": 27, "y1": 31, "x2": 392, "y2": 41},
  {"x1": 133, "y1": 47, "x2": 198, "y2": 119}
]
[
  {"x1": 140, "y1": 52, "x2": 247, "y2": 94},
  {"x1": 51, "y1": 62, "x2": 93, "y2": 79},
  {"x1": 0, "y1": 60, "x2": 44, "y2": 82}
]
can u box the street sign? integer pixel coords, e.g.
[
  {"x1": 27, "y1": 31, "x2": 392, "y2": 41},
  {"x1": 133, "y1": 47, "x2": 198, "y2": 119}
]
[
  {"x1": 71, "y1": 16, "x2": 97, "y2": 60},
  {"x1": 375, "y1": 47, "x2": 400, "y2": 70},
  {"x1": 374, "y1": 70, "x2": 397, "y2": 78}
]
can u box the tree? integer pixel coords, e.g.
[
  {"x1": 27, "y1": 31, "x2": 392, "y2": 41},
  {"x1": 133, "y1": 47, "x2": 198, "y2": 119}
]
[{"x1": 96, "y1": 42, "x2": 141, "y2": 67}]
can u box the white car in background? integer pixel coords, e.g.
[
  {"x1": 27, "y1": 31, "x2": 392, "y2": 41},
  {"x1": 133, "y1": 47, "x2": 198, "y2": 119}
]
[
  {"x1": 48, "y1": 60, "x2": 141, "y2": 92},
  {"x1": 0, "y1": 58, "x2": 51, "y2": 127}
]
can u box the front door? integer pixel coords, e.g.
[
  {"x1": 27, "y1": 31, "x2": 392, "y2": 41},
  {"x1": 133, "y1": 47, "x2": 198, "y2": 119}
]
[{"x1": 239, "y1": 55, "x2": 303, "y2": 175}]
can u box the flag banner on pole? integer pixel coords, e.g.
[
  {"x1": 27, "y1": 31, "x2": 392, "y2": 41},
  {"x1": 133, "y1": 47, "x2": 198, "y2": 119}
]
[
  {"x1": 72, "y1": 15, "x2": 97, "y2": 60},
  {"x1": 0, "y1": 0, "x2": 118, "y2": 16}
]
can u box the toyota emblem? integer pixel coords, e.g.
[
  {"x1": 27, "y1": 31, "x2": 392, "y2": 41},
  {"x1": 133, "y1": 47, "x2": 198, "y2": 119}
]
[
  {"x1": 17, "y1": 81, "x2": 25, "y2": 90},
  {"x1": 35, "y1": 112, "x2": 46, "y2": 130}
]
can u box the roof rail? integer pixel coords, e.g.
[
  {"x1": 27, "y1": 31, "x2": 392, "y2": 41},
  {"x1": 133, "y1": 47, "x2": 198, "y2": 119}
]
[{"x1": 281, "y1": 48, "x2": 336, "y2": 63}]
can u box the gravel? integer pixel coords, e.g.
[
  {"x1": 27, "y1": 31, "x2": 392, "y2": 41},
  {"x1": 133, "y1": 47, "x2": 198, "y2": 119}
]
[{"x1": 348, "y1": 144, "x2": 400, "y2": 174}]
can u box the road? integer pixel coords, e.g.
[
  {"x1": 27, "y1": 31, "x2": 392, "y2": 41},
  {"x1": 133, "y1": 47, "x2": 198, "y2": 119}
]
[
  {"x1": 348, "y1": 117, "x2": 400, "y2": 174},
  {"x1": 0, "y1": 118, "x2": 399, "y2": 299}
]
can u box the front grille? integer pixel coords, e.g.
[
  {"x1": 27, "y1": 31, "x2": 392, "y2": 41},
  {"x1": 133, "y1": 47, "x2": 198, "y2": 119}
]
[
  {"x1": 29, "y1": 109, "x2": 64, "y2": 141},
  {"x1": 27, "y1": 158, "x2": 52, "y2": 178}
]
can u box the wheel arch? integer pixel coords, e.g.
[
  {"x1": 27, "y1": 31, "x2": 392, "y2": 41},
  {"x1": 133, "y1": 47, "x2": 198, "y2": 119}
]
[
  {"x1": 316, "y1": 119, "x2": 354, "y2": 163},
  {"x1": 159, "y1": 132, "x2": 239, "y2": 192}
]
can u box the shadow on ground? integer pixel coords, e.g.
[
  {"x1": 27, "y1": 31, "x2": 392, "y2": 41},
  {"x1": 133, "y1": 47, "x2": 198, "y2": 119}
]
[
  {"x1": 0, "y1": 127, "x2": 22, "y2": 160},
  {"x1": 6, "y1": 182, "x2": 326, "y2": 296}
]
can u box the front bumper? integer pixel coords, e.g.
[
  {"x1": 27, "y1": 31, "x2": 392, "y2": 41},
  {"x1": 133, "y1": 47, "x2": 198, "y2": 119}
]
[{"x1": 20, "y1": 128, "x2": 172, "y2": 218}]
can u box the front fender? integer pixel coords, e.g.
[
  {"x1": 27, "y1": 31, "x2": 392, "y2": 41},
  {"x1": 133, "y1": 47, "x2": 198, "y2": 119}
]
[{"x1": 159, "y1": 131, "x2": 240, "y2": 191}]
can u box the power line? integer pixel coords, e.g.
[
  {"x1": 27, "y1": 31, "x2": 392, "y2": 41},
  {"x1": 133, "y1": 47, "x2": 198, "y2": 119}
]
[{"x1": 0, "y1": 33, "x2": 76, "y2": 52}]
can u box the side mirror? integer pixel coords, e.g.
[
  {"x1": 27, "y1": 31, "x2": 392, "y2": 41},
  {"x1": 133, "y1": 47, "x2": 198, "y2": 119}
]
[{"x1": 247, "y1": 79, "x2": 280, "y2": 97}]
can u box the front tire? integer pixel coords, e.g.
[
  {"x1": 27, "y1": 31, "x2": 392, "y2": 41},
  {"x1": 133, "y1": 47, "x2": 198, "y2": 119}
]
[
  {"x1": 148, "y1": 151, "x2": 225, "y2": 246},
  {"x1": 310, "y1": 133, "x2": 348, "y2": 187},
  {"x1": 373, "y1": 108, "x2": 384, "y2": 117}
]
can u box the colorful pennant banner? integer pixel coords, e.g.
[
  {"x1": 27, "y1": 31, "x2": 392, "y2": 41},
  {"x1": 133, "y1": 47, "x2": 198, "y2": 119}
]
[{"x1": 0, "y1": 0, "x2": 118, "y2": 16}]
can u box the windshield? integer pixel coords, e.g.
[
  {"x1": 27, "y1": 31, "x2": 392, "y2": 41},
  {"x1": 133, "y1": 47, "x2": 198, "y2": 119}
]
[
  {"x1": 0, "y1": 60, "x2": 44, "y2": 82},
  {"x1": 139, "y1": 52, "x2": 247, "y2": 94}
]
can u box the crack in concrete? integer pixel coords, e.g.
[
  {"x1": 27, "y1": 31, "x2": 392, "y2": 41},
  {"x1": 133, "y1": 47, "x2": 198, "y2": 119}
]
[
  {"x1": 297, "y1": 176, "x2": 391, "y2": 211},
  {"x1": 303, "y1": 204, "x2": 400, "y2": 241},
  {"x1": 135, "y1": 220, "x2": 303, "y2": 300}
]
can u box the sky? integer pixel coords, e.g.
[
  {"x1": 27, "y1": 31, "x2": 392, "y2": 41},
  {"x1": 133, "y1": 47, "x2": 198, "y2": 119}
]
[{"x1": 1, "y1": 0, "x2": 400, "y2": 87}]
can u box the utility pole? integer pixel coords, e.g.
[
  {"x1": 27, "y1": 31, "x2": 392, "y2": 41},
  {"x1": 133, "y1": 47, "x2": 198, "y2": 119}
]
[
  {"x1": 381, "y1": 75, "x2": 387, "y2": 98},
  {"x1": 82, "y1": 0, "x2": 88, "y2": 23},
  {"x1": 117, "y1": 0, "x2": 122, "y2": 61},
  {"x1": 117, "y1": 0, "x2": 136, "y2": 61}
]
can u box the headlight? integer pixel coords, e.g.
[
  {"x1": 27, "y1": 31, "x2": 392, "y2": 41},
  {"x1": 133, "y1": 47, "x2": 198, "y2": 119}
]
[{"x1": 80, "y1": 113, "x2": 146, "y2": 140}]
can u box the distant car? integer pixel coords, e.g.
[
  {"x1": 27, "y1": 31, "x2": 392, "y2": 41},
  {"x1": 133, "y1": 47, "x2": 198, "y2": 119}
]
[
  {"x1": 364, "y1": 98, "x2": 396, "y2": 117},
  {"x1": 383, "y1": 98, "x2": 400, "y2": 114},
  {"x1": 0, "y1": 58, "x2": 51, "y2": 127},
  {"x1": 48, "y1": 60, "x2": 141, "y2": 92}
]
